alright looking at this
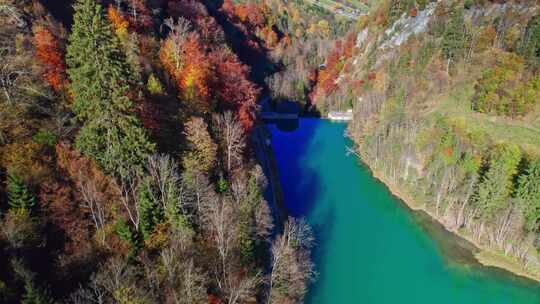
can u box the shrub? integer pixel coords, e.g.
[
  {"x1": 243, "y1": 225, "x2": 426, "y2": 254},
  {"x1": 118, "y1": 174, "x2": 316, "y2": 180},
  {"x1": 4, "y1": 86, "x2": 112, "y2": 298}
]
[
  {"x1": 473, "y1": 51, "x2": 538, "y2": 116},
  {"x1": 146, "y1": 73, "x2": 164, "y2": 95}
]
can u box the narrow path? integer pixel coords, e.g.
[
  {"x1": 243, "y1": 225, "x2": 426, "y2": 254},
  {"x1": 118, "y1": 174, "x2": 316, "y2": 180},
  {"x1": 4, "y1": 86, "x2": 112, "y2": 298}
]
[{"x1": 253, "y1": 124, "x2": 287, "y2": 233}]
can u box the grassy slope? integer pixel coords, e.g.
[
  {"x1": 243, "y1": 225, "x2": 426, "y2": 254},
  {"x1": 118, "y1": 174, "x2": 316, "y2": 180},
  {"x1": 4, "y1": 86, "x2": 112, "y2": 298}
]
[{"x1": 431, "y1": 84, "x2": 540, "y2": 157}]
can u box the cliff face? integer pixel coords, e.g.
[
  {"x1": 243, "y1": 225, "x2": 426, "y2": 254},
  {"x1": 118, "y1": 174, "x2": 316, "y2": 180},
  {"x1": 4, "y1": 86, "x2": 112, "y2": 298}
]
[{"x1": 312, "y1": 0, "x2": 540, "y2": 279}]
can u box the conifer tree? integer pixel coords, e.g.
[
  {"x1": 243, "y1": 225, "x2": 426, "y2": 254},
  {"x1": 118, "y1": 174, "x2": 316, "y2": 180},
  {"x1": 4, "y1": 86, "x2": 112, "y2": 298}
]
[
  {"x1": 7, "y1": 173, "x2": 36, "y2": 211},
  {"x1": 67, "y1": 0, "x2": 154, "y2": 176},
  {"x1": 115, "y1": 218, "x2": 141, "y2": 257},
  {"x1": 11, "y1": 259, "x2": 53, "y2": 304},
  {"x1": 474, "y1": 145, "x2": 522, "y2": 218},
  {"x1": 517, "y1": 159, "x2": 540, "y2": 231},
  {"x1": 137, "y1": 179, "x2": 162, "y2": 240},
  {"x1": 518, "y1": 14, "x2": 540, "y2": 64},
  {"x1": 21, "y1": 281, "x2": 53, "y2": 304},
  {"x1": 67, "y1": 0, "x2": 131, "y2": 120},
  {"x1": 441, "y1": 7, "x2": 466, "y2": 69}
]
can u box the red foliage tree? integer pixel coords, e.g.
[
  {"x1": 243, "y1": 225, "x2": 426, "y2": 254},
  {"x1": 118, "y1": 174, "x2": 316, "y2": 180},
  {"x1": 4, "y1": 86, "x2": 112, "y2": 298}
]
[
  {"x1": 55, "y1": 142, "x2": 120, "y2": 223},
  {"x1": 342, "y1": 31, "x2": 357, "y2": 59},
  {"x1": 126, "y1": 0, "x2": 153, "y2": 29},
  {"x1": 220, "y1": 0, "x2": 269, "y2": 51},
  {"x1": 168, "y1": 0, "x2": 208, "y2": 20},
  {"x1": 39, "y1": 180, "x2": 93, "y2": 257},
  {"x1": 208, "y1": 294, "x2": 224, "y2": 304},
  {"x1": 33, "y1": 25, "x2": 68, "y2": 92},
  {"x1": 236, "y1": 3, "x2": 265, "y2": 27},
  {"x1": 311, "y1": 37, "x2": 357, "y2": 103},
  {"x1": 353, "y1": 79, "x2": 365, "y2": 89},
  {"x1": 209, "y1": 48, "x2": 260, "y2": 130},
  {"x1": 139, "y1": 100, "x2": 160, "y2": 134},
  {"x1": 410, "y1": 7, "x2": 418, "y2": 18}
]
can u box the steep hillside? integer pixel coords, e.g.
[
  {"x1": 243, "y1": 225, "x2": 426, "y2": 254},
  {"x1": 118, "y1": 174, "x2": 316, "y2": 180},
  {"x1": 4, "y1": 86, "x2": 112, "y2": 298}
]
[
  {"x1": 0, "y1": 0, "x2": 316, "y2": 303},
  {"x1": 308, "y1": 0, "x2": 540, "y2": 280}
]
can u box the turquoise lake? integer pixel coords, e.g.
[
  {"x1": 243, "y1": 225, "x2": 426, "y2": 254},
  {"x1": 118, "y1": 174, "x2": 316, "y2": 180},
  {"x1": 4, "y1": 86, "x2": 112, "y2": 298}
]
[{"x1": 267, "y1": 118, "x2": 540, "y2": 304}]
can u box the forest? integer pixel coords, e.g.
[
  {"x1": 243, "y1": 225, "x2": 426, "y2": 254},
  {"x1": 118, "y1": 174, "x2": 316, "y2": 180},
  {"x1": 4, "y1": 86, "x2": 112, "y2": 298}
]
[
  {"x1": 2, "y1": 0, "x2": 539, "y2": 302},
  {"x1": 0, "y1": 0, "x2": 331, "y2": 302},
  {"x1": 287, "y1": 0, "x2": 540, "y2": 280}
]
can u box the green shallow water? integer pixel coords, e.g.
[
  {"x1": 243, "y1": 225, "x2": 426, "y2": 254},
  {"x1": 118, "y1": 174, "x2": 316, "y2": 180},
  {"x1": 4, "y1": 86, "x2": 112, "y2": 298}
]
[{"x1": 268, "y1": 119, "x2": 540, "y2": 304}]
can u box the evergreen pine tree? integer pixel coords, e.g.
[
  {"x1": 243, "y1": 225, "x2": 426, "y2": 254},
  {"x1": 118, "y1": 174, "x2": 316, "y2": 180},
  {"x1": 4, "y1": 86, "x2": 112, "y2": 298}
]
[
  {"x1": 115, "y1": 219, "x2": 141, "y2": 258},
  {"x1": 517, "y1": 15, "x2": 540, "y2": 64},
  {"x1": 517, "y1": 159, "x2": 540, "y2": 231},
  {"x1": 67, "y1": 0, "x2": 131, "y2": 120},
  {"x1": 21, "y1": 281, "x2": 53, "y2": 304},
  {"x1": 74, "y1": 110, "x2": 155, "y2": 177},
  {"x1": 138, "y1": 179, "x2": 162, "y2": 240},
  {"x1": 67, "y1": 0, "x2": 154, "y2": 176},
  {"x1": 6, "y1": 173, "x2": 36, "y2": 211},
  {"x1": 441, "y1": 7, "x2": 466, "y2": 67},
  {"x1": 474, "y1": 145, "x2": 522, "y2": 218}
]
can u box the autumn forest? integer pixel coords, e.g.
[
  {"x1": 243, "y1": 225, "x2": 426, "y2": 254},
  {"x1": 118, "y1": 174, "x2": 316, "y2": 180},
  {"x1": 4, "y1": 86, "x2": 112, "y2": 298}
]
[{"x1": 1, "y1": 0, "x2": 540, "y2": 303}]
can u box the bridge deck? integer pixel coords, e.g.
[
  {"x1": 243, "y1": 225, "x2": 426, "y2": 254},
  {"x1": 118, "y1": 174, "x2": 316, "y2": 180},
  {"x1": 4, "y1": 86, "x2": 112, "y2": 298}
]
[{"x1": 260, "y1": 112, "x2": 299, "y2": 120}]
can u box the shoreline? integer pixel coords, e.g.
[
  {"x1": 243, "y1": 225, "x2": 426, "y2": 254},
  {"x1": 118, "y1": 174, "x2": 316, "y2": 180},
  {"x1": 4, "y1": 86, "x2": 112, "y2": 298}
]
[{"x1": 360, "y1": 157, "x2": 540, "y2": 284}]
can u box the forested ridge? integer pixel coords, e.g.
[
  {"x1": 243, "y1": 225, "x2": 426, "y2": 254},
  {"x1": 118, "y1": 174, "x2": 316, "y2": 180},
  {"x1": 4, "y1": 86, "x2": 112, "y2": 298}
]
[
  {"x1": 0, "y1": 0, "x2": 326, "y2": 302},
  {"x1": 2, "y1": 0, "x2": 539, "y2": 301},
  {"x1": 282, "y1": 0, "x2": 540, "y2": 281}
]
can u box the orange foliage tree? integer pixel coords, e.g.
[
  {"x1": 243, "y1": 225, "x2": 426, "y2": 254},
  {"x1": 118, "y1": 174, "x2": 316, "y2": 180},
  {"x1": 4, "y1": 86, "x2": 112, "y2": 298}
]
[
  {"x1": 314, "y1": 40, "x2": 343, "y2": 99},
  {"x1": 160, "y1": 32, "x2": 212, "y2": 111},
  {"x1": 33, "y1": 25, "x2": 68, "y2": 92},
  {"x1": 107, "y1": 6, "x2": 129, "y2": 39},
  {"x1": 311, "y1": 31, "x2": 358, "y2": 106},
  {"x1": 179, "y1": 35, "x2": 212, "y2": 110}
]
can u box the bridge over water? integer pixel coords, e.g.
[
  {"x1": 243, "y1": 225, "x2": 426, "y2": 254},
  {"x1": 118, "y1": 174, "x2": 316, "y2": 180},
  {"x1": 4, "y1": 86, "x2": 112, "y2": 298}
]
[{"x1": 260, "y1": 112, "x2": 299, "y2": 120}]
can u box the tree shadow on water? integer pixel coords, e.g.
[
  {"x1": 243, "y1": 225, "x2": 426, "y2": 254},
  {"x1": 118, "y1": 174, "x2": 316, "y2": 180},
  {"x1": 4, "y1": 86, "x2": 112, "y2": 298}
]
[{"x1": 268, "y1": 119, "x2": 324, "y2": 218}]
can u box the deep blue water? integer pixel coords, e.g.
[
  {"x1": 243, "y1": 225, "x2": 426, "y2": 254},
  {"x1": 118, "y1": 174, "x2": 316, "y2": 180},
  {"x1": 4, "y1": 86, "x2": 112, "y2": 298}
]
[{"x1": 268, "y1": 119, "x2": 540, "y2": 304}]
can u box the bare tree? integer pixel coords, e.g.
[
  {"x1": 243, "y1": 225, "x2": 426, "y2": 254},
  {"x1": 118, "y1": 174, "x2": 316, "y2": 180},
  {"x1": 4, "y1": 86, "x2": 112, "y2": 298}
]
[
  {"x1": 69, "y1": 275, "x2": 107, "y2": 304},
  {"x1": 69, "y1": 258, "x2": 143, "y2": 303},
  {"x1": 118, "y1": 173, "x2": 141, "y2": 231},
  {"x1": 267, "y1": 217, "x2": 315, "y2": 304},
  {"x1": 255, "y1": 199, "x2": 273, "y2": 240},
  {"x1": 146, "y1": 154, "x2": 186, "y2": 224},
  {"x1": 181, "y1": 168, "x2": 215, "y2": 223},
  {"x1": 0, "y1": 61, "x2": 28, "y2": 104},
  {"x1": 200, "y1": 194, "x2": 260, "y2": 303},
  {"x1": 0, "y1": 14, "x2": 46, "y2": 106},
  {"x1": 162, "y1": 17, "x2": 191, "y2": 70},
  {"x1": 214, "y1": 111, "x2": 246, "y2": 174},
  {"x1": 201, "y1": 195, "x2": 238, "y2": 284},
  {"x1": 77, "y1": 170, "x2": 108, "y2": 243},
  {"x1": 159, "y1": 238, "x2": 207, "y2": 304},
  {"x1": 226, "y1": 272, "x2": 261, "y2": 304},
  {"x1": 0, "y1": 3, "x2": 26, "y2": 28}
]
